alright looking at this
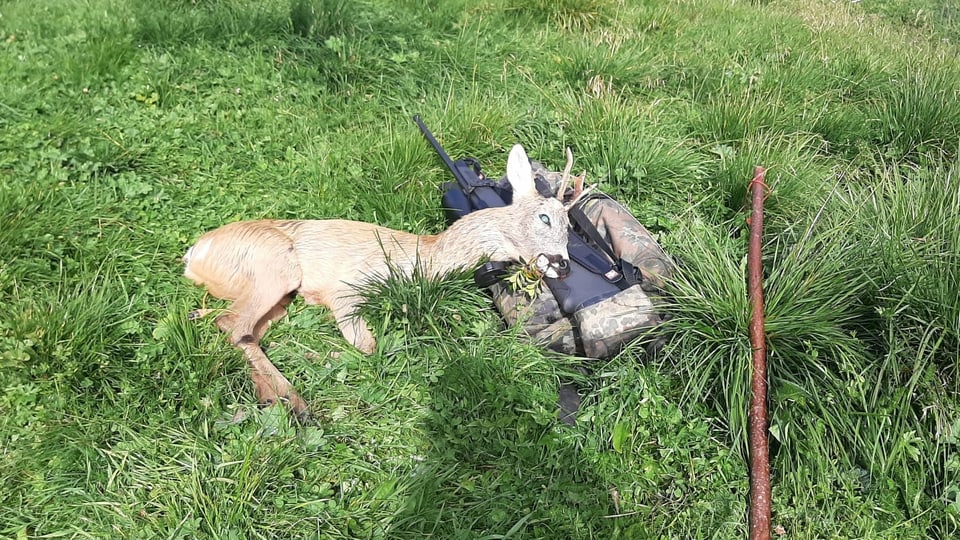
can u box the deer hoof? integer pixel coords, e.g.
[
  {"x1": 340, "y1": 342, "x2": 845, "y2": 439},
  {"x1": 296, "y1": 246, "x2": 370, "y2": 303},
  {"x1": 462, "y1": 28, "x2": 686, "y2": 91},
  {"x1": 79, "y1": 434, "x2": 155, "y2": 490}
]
[
  {"x1": 188, "y1": 308, "x2": 215, "y2": 320},
  {"x1": 280, "y1": 393, "x2": 311, "y2": 422},
  {"x1": 259, "y1": 392, "x2": 311, "y2": 423}
]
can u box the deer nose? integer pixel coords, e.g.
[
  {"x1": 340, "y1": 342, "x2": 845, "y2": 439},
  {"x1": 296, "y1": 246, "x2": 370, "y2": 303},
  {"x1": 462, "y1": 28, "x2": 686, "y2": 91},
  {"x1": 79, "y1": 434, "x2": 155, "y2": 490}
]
[{"x1": 549, "y1": 254, "x2": 571, "y2": 279}]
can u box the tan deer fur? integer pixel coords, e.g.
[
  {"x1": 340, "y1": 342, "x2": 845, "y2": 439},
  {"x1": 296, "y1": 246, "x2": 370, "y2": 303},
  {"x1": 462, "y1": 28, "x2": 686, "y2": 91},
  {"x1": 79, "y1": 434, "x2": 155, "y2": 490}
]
[{"x1": 183, "y1": 144, "x2": 572, "y2": 416}]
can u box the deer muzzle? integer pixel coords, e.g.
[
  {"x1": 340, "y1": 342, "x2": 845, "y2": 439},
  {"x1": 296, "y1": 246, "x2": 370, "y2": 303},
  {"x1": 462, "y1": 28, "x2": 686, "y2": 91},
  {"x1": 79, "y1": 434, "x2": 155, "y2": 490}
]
[{"x1": 537, "y1": 253, "x2": 571, "y2": 279}]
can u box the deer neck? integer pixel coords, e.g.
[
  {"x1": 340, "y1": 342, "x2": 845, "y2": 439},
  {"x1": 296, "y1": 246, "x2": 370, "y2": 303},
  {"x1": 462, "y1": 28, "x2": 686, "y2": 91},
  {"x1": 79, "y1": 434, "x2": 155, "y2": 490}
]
[{"x1": 417, "y1": 208, "x2": 514, "y2": 277}]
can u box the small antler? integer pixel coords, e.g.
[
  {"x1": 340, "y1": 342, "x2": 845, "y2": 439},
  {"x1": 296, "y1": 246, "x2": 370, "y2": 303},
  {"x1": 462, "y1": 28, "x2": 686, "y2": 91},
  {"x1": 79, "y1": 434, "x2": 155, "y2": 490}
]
[
  {"x1": 556, "y1": 147, "x2": 574, "y2": 202},
  {"x1": 564, "y1": 177, "x2": 595, "y2": 209},
  {"x1": 555, "y1": 147, "x2": 593, "y2": 209}
]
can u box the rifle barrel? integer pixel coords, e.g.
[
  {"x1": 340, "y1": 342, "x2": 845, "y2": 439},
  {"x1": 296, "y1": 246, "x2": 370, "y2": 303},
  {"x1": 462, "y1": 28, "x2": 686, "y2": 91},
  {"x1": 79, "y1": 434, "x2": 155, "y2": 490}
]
[{"x1": 413, "y1": 115, "x2": 459, "y2": 174}]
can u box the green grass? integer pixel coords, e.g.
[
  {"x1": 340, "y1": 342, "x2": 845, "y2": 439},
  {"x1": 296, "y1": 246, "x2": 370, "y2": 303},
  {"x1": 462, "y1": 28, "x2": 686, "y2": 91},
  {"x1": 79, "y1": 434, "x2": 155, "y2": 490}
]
[
  {"x1": 863, "y1": 0, "x2": 960, "y2": 44},
  {"x1": 2, "y1": 0, "x2": 959, "y2": 537}
]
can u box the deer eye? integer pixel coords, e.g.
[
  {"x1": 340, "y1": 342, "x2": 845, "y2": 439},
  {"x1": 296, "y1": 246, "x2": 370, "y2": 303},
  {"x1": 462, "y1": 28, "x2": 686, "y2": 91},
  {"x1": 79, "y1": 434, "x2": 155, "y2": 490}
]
[{"x1": 538, "y1": 214, "x2": 551, "y2": 226}]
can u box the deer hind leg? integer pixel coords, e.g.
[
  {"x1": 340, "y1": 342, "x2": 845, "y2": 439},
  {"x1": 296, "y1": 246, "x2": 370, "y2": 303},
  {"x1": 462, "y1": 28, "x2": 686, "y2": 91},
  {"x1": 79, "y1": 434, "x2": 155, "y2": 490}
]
[
  {"x1": 219, "y1": 284, "x2": 309, "y2": 416},
  {"x1": 252, "y1": 292, "x2": 296, "y2": 344},
  {"x1": 238, "y1": 342, "x2": 309, "y2": 418},
  {"x1": 218, "y1": 289, "x2": 292, "y2": 347}
]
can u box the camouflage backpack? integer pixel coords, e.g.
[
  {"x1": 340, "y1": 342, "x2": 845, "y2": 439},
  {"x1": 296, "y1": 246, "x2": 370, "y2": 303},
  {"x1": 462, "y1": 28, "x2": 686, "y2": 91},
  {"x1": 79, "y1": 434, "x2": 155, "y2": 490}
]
[
  {"x1": 414, "y1": 116, "x2": 672, "y2": 360},
  {"x1": 482, "y1": 162, "x2": 674, "y2": 359}
]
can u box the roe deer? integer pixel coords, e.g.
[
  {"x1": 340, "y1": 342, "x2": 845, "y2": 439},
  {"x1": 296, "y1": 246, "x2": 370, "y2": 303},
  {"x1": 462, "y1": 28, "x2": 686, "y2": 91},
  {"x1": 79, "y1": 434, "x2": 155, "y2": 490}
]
[{"x1": 184, "y1": 144, "x2": 575, "y2": 416}]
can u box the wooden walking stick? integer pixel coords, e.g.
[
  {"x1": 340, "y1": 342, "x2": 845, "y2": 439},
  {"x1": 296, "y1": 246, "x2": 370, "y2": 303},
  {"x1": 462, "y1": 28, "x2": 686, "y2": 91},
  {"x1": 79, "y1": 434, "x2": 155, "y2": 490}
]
[{"x1": 748, "y1": 166, "x2": 771, "y2": 540}]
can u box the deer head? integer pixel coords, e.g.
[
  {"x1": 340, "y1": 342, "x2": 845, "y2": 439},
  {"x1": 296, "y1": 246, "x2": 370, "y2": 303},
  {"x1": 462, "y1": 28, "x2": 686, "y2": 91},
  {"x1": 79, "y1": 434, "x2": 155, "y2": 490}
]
[{"x1": 496, "y1": 144, "x2": 571, "y2": 279}]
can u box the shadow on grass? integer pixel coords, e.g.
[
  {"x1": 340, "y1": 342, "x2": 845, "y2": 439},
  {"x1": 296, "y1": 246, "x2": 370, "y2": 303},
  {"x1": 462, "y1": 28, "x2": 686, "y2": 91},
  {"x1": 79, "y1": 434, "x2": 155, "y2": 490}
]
[
  {"x1": 350, "y1": 246, "x2": 746, "y2": 538},
  {"x1": 385, "y1": 339, "x2": 618, "y2": 538}
]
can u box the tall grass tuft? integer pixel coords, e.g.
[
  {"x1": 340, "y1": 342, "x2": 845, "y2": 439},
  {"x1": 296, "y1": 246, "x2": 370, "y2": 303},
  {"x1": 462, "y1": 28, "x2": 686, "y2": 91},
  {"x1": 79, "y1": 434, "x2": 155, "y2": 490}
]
[
  {"x1": 132, "y1": 0, "x2": 292, "y2": 46},
  {"x1": 845, "y1": 161, "x2": 960, "y2": 534},
  {"x1": 691, "y1": 90, "x2": 796, "y2": 145},
  {"x1": 503, "y1": 0, "x2": 615, "y2": 31},
  {"x1": 658, "y1": 219, "x2": 752, "y2": 447},
  {"x1": 876, "y1": 62, "x2": 960, "y2": 162},
  {"x1": 855, "y1": 161, "x2": 960, "y2": 347},
  {"x1": 553, "y1": 33, "x2": 656, "y2": 95},
  {"x1": 355, "y1": 262, "x2": 490, "y2": 351},
  {"x1": 664, "y1": 161, "x2": 960, "y2": 533},
  {"x1": 701, "y1": 133, "x2": 832, "y2": 230},
  {"x1": 1, "y1": 265, "x2": 137, "y2": 400},
  {"x1": 562, "y1": 92, "x2": 704, "y2": 203},
  {"x1": 661, "y1": 198, "x2": 871, "y2": 470}
]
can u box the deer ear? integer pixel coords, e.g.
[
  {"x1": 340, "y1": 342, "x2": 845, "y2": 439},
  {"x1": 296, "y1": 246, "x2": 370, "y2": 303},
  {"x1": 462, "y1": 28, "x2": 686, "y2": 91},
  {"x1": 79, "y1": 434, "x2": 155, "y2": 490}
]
[{"x1": 506, "y1": 144, "x2": 536, "y2": 199}]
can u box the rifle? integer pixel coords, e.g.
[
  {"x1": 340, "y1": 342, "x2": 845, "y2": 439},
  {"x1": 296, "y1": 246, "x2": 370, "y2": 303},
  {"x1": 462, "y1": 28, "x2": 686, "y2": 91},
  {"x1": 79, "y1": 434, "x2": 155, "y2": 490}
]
[{"x1": 413, "y1": 115, "x2": 507, "y2": 220}]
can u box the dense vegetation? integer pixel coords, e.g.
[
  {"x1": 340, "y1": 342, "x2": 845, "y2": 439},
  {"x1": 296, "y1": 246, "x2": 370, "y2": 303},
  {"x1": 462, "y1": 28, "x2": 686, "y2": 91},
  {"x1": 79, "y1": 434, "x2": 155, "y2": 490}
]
[{"x1": 1, "y1": 0, "x2": 958, "y2": 537}]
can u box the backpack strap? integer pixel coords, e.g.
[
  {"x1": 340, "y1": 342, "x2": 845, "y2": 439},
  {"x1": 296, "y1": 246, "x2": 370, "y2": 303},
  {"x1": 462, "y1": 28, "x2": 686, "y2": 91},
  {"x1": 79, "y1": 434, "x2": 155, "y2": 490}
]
[{"x1": 567, "y1": 195, "x2": 643, "y2": 287}]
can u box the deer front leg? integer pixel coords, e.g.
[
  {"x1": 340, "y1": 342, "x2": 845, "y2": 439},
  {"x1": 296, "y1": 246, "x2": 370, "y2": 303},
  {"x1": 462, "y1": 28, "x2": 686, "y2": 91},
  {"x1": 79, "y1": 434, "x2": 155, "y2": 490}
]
[
  {"x1": 334, "y1": 310, "x2": 376, "y2": 354},
  {"x1": 330, "y1": 296, "x2": 377, "y2": 354},
  {"x1": 303, "y1": 293, "x2": 377, "y2": 354}
]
